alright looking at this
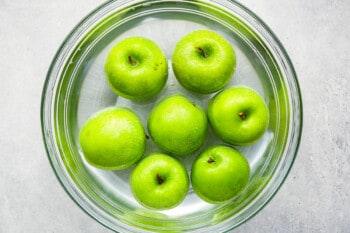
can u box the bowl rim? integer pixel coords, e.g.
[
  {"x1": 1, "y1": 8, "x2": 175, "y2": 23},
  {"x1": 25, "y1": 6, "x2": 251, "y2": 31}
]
[{"x1": 41, "y1": 0, "x2": 303, "y2": 232}]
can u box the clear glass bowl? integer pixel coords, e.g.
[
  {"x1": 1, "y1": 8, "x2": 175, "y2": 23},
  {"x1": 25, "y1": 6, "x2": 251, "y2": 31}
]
[{"x1": 41, "y1": 0, "x2": 302, "y2": 232}]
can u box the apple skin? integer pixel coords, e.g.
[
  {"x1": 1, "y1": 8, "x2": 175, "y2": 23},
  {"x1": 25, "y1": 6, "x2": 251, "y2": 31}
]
[
  {"x1": 79, "y1": 107, "x2": 146, "y2": 170},
  {"x1": 208, "y1": 86, "x2": 269, "y2": 146},
  {"x1": 130, "y1": 152, "x2": 189, "y2": 210},
  {"x1": 105, "y1": 37, "x2": 168, "y2": 100},
  {"x1": 172, "y1": 30, "x2": 236, "y2": 94},
  {"x1": 147, "y1": 94, "x2": 207, "y2": 156},
  {"x1": 191, "y1": 145, "x2": 250, "y2": 203}
]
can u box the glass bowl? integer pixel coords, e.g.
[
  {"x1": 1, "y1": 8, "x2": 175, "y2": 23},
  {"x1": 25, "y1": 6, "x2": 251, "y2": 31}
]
[{"x1": 41, "y1": 0, "x2": 302, "y2": 232}]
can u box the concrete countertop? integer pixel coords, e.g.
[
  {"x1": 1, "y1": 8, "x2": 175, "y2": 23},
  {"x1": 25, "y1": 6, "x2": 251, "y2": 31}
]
[{"x1": 1, "y1": 0, "x2": 349, "y2": 232}]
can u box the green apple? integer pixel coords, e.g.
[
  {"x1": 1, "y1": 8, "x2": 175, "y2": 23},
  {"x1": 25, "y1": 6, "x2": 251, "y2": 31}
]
[
  {"x1": 147, "y1": 94, "x2": 207, "y2": 156},
  {"x1": 130, "y1": 152, "x2": 189, "y2": 210},
  {"x1": 172, "y1": 30, "x2": 236, "y2": 94},
  {"x1": 208, "y1": 86, "x2": 269, "y2": 146},
  {"x1": 105, "y1": 37, "x2": 168, "y2": 100},
  {"x1": 191, "y1": 145, "x2": 250, "y2": 203},
  {"x1": 79, "y1": 107, "x2": 146, "y2": 170}
]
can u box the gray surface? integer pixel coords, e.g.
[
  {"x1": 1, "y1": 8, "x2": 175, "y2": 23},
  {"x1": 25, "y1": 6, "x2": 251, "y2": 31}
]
[{"x1": 1, "y1": 0, "x2": 349, "y2": 232}]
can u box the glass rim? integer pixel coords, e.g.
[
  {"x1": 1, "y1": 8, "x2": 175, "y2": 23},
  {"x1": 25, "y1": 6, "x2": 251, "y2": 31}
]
[{"x1": 41, "y1": 0, "x2": 303, "y2": 232}]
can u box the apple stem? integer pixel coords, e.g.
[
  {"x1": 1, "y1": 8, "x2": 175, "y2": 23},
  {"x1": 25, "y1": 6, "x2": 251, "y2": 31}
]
[
  {"x1": 128, "y1": 55, "x2": 137, "y2": 66},
  {"x1": 156, "y1": 173, "x2": 164, "y2": 185},
  {"x1": 196, "y1": 47, "x2": 207, "y2": 59},
  {"x1": 239, "y1": 112, "x2": 247, "y2": 120},
  {"x1": 207, "y1": 157, "x2": 215, "y2": 163}
]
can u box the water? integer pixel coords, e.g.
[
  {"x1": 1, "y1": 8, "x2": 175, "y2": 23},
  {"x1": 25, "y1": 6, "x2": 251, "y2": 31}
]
[{"x1": 58, "y1": 2, "x2": 283, "y2": 230}]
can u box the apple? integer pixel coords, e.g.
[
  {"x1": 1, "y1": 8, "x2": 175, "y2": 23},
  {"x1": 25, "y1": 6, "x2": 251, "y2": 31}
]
[
  {"x1": 105, "y1": 37, "x2": 168, "y2": 100},
  {"x1": 191, "y1": 145, "x2": 250, "y2": 203},
  {"x1": 172, "y1": 29, "x2": 236, "y2": 94},
  {"x1": 147, "y1": 94, "x2": 207, "y2": 156},
  {"x1": 79, "y1": 107, "x2": 146, "y2": 170},
  {"x1": 208, "y1": 86, "x2": 269, "y2": 146},
  {"x1": 130, "y1": 152, "x2": 189, "y2": 210}
]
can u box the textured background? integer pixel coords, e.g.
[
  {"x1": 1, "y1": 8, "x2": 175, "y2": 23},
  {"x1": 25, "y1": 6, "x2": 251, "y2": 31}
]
[{"x1": 1, "y1": 0, "x2": 349, "y2": 232}]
